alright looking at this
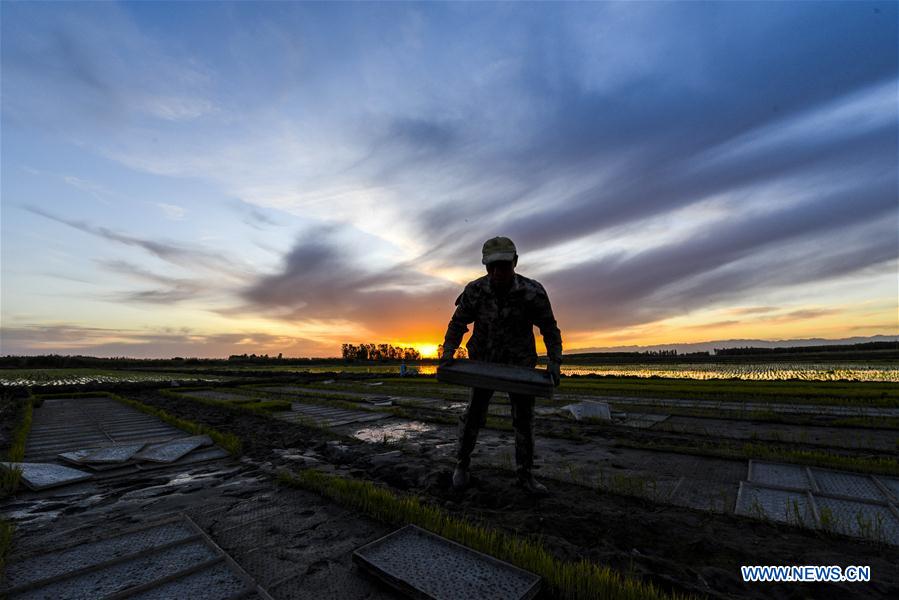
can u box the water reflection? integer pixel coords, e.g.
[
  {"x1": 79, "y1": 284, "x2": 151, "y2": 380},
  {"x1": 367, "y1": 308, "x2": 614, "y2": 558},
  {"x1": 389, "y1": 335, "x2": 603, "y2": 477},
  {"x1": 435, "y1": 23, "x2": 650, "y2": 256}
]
[
  {"x1": 264, "y1": 362, "x2": 899, "y2": 382},
  {"x1": 560, "y1": 363, "x2": 899, "y2": 382},
  {"x1": 352, "y1": 421, "x2": 436, "y2": 443},
  {"x1": 5, "y1": 361, "x2": 895, "y2": 386}
]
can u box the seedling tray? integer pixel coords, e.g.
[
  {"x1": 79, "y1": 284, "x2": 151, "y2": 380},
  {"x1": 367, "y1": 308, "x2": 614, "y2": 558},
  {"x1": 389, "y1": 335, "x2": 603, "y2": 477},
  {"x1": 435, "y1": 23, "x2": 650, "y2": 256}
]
[
  {"x1": 1, "y1": 462, "x2": 92, "y2": 490},
  {"x1": 353, "y1": 524, "x2": 541, "y2": 600},
  {"x1": 436, "y1": 360, "x2": 554, "y2": 398}
]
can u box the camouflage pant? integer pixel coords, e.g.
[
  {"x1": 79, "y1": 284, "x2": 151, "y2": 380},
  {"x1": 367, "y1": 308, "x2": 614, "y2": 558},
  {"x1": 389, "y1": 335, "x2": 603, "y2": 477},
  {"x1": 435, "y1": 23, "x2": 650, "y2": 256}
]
[{"x1": 456, "y1": 387, "x2": 535, "y2": 474}]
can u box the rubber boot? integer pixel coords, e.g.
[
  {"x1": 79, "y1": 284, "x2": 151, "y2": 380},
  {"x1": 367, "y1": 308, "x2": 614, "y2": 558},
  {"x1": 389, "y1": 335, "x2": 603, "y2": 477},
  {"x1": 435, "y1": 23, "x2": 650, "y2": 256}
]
[
  {"x1": 516, "y1": 470, "x2": 548, "y2": 495},
  {"x1": 452, "y1": 463, "x2": 470, "y2": 490}
]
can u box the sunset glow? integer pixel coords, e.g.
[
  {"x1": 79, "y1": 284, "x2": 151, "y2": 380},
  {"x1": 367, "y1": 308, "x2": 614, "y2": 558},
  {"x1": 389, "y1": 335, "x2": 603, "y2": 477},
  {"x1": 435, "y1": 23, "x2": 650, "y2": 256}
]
[{"x1": 413, "y1": 344, "x2": 440, "y2": 359}]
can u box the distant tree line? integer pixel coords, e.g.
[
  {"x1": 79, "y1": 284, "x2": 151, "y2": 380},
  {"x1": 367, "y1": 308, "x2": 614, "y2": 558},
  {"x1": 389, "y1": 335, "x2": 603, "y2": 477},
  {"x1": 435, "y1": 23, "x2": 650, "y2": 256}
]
[
  {"x1": 1, "y1": 354, "x2": 339, "y2": 368},
  {"x1": 435, "y1": 345, "x2": 469, "y2": 359},
  {"x1": 565, "y1": 350, "x2": 709, "y2": 361},
  {"x1": 227, "y1": 353, "x2": 283, "y2": 363},
  {"x1": 341, "y1": 344, "x2": 421, "y2": 361},
  {"x1": 0, "y1": 354, "x2": 219, "y2": 369},
  {"x1": 714, "y1": 341, "x2": 898, "y2": 356}
]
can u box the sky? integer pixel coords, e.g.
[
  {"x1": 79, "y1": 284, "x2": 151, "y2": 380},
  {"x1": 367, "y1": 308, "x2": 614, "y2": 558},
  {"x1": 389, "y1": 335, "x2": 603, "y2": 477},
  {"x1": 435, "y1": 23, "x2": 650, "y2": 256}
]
[{"x1": 1, "y1": 1, "x2": 897, "y2": 359}]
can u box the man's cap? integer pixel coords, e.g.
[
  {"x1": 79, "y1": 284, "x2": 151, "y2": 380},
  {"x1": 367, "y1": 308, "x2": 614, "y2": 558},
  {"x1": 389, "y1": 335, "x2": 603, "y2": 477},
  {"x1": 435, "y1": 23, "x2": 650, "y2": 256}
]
[{"x1": 482, "y1": 236, "x2": 517, "y2": 264}]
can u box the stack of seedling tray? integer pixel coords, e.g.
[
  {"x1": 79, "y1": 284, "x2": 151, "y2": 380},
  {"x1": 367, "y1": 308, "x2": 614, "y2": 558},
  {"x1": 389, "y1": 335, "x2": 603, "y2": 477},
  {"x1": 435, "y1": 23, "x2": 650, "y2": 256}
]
[{"x1": 436, "y1": 359, "x2": 554, "y2": 398}]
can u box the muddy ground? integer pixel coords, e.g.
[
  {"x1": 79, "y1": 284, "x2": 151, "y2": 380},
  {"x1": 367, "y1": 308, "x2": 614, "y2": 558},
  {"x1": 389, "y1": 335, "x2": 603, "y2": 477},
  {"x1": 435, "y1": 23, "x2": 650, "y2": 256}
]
[
  {"x1": 129, "y1": 383, "x2": 899, "y2": 600},
  {"x1": 6, "y1": 457, "x2": 402, "y2": 599},
  {"x1": 269, "y1": 380, "x2": 899, "y2": 454}
]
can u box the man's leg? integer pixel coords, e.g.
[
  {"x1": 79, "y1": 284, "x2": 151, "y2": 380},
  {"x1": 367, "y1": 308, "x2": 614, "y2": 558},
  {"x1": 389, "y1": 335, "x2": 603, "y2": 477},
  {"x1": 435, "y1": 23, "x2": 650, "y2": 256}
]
[
  {"x1": 509, "y1": 393, "x2": 535, "y2": 473},
  {"x1": 453, "y1": 387, "x2": 492, "y2": 489},
  {"x1": 457, "y1": 387, "x2": 493, "y2": 468},
  {"x1": 510, "y1": 393, "x2": 547, "y2": 493}
]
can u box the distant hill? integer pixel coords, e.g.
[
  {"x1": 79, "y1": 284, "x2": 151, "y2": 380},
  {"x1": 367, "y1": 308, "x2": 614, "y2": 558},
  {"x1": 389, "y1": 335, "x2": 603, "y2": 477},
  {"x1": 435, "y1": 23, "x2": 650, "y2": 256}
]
[{"x1": 569, "y1": 334, "x2": 898, "y2": 356}]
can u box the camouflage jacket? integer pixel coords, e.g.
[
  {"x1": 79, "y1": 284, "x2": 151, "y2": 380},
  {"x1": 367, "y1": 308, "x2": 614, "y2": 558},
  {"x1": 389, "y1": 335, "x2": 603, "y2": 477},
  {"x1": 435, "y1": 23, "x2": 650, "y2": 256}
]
[{"x1": 442, "y1": 274, "x2": 563, "y2": 368}]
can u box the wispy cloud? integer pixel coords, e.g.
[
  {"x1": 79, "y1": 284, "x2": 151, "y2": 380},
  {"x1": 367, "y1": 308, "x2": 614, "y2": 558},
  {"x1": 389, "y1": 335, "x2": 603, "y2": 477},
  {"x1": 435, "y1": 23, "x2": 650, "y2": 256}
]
[
  {"x1": 1, "y1": 4, "x2": 216, "y2": 128},
  {"x1": 0, "y1": 323, "x2": 331, "y2": 358},
  {"x1": 156, "y1": 203, "x2": 186, "y2": 220},
  {"x1": 726, "y1": 307, "x2": 779, "y2": 316},
  {"x1": 63, "y1": 175, "x2": 113, "y2": 205},
  {"x1": 26, "y1": 206, "x2": 245, "y2": 279},
  {"x1": 682, "y1": 308, "x2": 844, "y2": 332},
  {"x1": 543, "y1": 208, "x2": 896, "y2": 331},
  {"x1": 96, "y1": 259, "x2": 205, "y2": 305}
]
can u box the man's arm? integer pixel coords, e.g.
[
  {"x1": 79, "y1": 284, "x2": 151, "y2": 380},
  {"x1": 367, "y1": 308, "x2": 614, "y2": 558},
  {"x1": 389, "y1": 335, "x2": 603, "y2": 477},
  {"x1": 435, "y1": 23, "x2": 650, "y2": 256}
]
[
  {"x1": 533, "y1": 286, "x2": 563, "y2": 384},
  {"x1": 441, "y1": 285, "x2": 477, "y2": 362}
]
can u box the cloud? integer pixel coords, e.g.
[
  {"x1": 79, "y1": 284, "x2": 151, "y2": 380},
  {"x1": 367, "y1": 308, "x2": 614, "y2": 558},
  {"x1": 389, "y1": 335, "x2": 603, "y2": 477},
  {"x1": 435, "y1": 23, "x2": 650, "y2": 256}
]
[
  {"x1": 682, "y1": 308, "x2": 844, "y2": 332},
  {"x1": 26, "y1": 206, "x2": 246, "y2": 279},
  {"x1": 781, "y1": 308, "x2": 843, "y2": 321},
  {"x1": 542, "y1": 198, "x2": 897, "y2": 331},
  {"x1": 242, "y1": 206, "x2": 282, "y2": 229},
  {"x1": 138, "y1": 95, "x2": 216, "y2": 122},
  {"x1": 12, "y1": 3, "x2": 893, "y2": 266},
  {"x1": 63, "y1": 176, "x2": 113, "y2": 205},
  {"x1": 0, "y1": 323, "x2": 332, "y2": 358},
  {"x1": 239, "y1": 225, "x2": 459, "y2": 340},
  {"x1": 726, "y1": 307, "x2": 779, "y2": 316},
  {"x1": 96, "y1": 259, "x2": 206, "y2": 305},
  {"x1": 156, "y1": 203, "x2": 186, "y2": 220},
  {"x1": 682, "y1": 320, "x2": 742, "y2": 331},
  {"x1": 411, "y1": 77, "x2": 897, "y2": 268},
  {"x1": 1, "y1": 2, "x2": 216, "y2": 132}
]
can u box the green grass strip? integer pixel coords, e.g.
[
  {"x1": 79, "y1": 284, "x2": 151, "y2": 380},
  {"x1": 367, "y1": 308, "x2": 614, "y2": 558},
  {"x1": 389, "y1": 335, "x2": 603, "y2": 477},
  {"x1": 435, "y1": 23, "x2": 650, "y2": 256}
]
[
  {"x1": 830, "y1": 415, "x2": 899, "y2": 430},
  {"x1": 741, "y1": 443, "x2": 899, "y2": 475},
  {"x1": 38, "y1": 391, "x2": 243, "y2": 455},
  {"x1": 1, "y1": 395, "x2": 34, "y2": 495},
  {"x1": 620, "y1": 439, "x2": 899, "y2": 477},
  {"x1": 279, "y1": 469, "x2": 694, "y2": 600},
  {"x1": 0, "y1": 517, "x2": 14, "y2": 572},
  {"x1": 558, "y1": 378, "x2": 899, "y2": 407},
  {"x1": 240, "y1": 399, "x2": 292, "y2": 412},
  {"x1": 298, "y1": 376, "x2": 899, "y2": 406},
  {"x1": 160, "y1": 388, "x2": 344, "y2": 440}
]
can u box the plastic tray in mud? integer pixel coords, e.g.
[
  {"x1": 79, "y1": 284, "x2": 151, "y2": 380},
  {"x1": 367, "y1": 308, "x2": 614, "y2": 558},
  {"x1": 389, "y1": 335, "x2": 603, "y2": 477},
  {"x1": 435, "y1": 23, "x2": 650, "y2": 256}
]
[
  {"x1": 436, "y1": 360, "x2": 554, "y2": 398},
  {"x1": 1, "y1": 462, "x2": 92, "y2": 490},
  {"x1": 353, "y1": 524, "x2": 541, "y2": 600}
]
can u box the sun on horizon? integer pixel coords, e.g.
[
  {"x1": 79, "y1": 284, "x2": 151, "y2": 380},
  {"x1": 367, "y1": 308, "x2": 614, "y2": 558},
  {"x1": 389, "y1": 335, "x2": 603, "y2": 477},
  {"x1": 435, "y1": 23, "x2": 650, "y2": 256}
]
[{"x1": 411, "y1": 343, "x2": 440, "y2": 359}]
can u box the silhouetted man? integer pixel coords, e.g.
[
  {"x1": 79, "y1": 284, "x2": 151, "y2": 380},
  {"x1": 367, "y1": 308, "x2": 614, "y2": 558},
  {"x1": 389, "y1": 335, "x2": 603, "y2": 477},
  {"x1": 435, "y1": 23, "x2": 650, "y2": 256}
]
[{"x1": 440, "y1": 236, "x2": 563, "y2": 493}]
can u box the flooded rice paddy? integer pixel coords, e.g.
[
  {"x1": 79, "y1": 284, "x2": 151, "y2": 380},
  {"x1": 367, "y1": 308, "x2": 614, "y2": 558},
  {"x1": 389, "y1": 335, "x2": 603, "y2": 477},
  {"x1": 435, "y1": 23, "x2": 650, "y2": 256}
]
[
  {"x1": 2, "y1": 361, "x2": 897, "y2": 386},
  {"x1": 241, "y1": 362, "x2": 899, "y2": 382},
  {"x1": 0, "y1": 368, "x2": 225, "y2": 387},
  {"x1": 560, "y1": 362, "x2": 899, "y2": 382}
]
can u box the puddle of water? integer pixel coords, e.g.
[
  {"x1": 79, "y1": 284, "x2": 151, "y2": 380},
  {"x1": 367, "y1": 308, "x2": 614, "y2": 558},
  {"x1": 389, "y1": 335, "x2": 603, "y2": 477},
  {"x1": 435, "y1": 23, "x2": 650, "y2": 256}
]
[
  {"x1": 2, "y1": 499, "x2": 66, "y2": 525},
  {"x1": 353, "y1": 421, "x2": 436, "y2": 443},
  {"x1": 166, "y1": 472, "x2": 205, "y2": 487},
  {"x1": 440, "y1": 402, "x2": 468, "y2": 411},
  {"x1": 164, "y1": 469, "x2": 234, "y2": 487},
  {"x1": 5, "y1": 509, "x2": 63, "y2": 526}
]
